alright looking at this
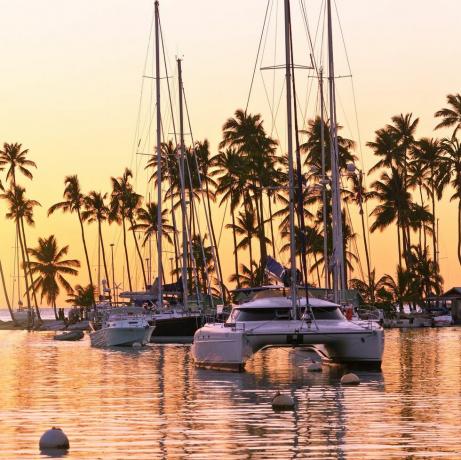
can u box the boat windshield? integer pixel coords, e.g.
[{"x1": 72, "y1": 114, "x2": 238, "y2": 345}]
[
  {"x1": 229, "y1": 306, "x2": 345, "y2": 322},
  {"x1": 311, "y1": 307, "x2": 345, "y2": 320},
  {"x1": 230, "y1": 308, "x2": 292, "y2": 322}
]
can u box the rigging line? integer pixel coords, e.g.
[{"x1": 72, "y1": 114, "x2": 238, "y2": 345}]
[
  {"x1": 271, "y1": 0, "x2": 279, "y2": 137},
  {"x1": 260, "y1": 68, "x2": 283, "y2": 144},
  {"x1": 245, "y1": 0, "x2": 271, "y2": 113},
  {"x1": 332, "y1": 0, "x2": 373, "y2": 265},
  {"x1": 182, "y1": 87, "x2": 223, "y2": 303},
  {"x1": 130, "y1": 7, "x2": 156, "y2": 175},
  {"x1": 159, "y1": 18, "x2": 178, "y2": 145}
]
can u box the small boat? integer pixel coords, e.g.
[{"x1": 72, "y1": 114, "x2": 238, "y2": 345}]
[
  {"x1": 432, "y1": 314, "x2": 453, "y2": 327},
  {"x1": 54, "y1": 330, "x2": 84, "y2": 341},
  {"x1": 89, "y1": 306, "x2": 155, "y2": 348}
]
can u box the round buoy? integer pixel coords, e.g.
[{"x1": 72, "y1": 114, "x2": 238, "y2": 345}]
[
  {"x1": 271, "y1": 391, "x2": 295, "y2": 410},
  {"x1": 307, "y1": 361, "x2": 322, "y2": 372},
  {"x1": 39, "y1": 427, "x2": 69, "y2": 451},
  {"x1": 132, "y1": 342, "x2": 142, "y2": 348},
  {"x1": 340, "y1": 373, "x2": 360, "y2": 385}
]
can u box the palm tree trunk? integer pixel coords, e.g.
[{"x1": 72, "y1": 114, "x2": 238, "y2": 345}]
[
  {"x1": 77, "y1": 209, "x2": 94, "y2": 302},
  {"x1": 20, "y1": 218, "x2": 41, "y2": 320},
  {"x1": 431, "y1": 186, "x2": 437, "y2": 266},
  {"x1": 458, "y1": 202, "x2": 461, "y2": 266},
  {"x1": 248, "y1": 234, "x2": 254, "y2": 284},
  {"x1": 0, "y1": 259, "x2": 16, "y2": 324},
  {"x1": 359, "y1": 209, "x2": 373, "y2": 302},
  {"x1": 268, "y1": 193, "x2": 276, "y2": 258},
  {"x1": 98, "y1": 220, "x2": 111, "y2": 291},
  {"x1": 231, "y1": 205, "x2": 240, "y2": 288},
  {"x1": 130, "y1": 219, "x2": 148, "y2": 289},
  {"x1": 52, "y1": 298, "x2": 58, "y2": 321},
  {"x1": 397, "y1": 224, "x2": 402, "y2": 267},
  {"x1": 205, "y1": 179, "x2": 225, "y2": 300},
  {"x1": 122, "y1": 217, "x2": 133, "y2": 291},
  {"x1": 258, "y1": 192, "x2": 268, "y2": 274},
  {"x1": 17, "y1": 220, "x2": 32, "y2": 313}
]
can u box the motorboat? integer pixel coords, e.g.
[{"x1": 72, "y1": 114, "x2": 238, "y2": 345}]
[
  {"x1": 192, "y1": 289, "x2": 384, "y2": 371},
  {"x1": 432, "y1": 314, "x2": 453, "y2": 327},
  {"x1": 89, "y1": 306, "x2": 155, "y2": 348}
]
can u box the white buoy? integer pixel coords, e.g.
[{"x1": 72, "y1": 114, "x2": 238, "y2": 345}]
[
  {"x1": 307, "y1": 361, "x2": 322, "y2": 372},
  {"x1": 132, "y1": 342, "x2": 142, "y2": 348},
  {"x1": 271, "y1": 391, "x2": 295, "y2": 410},
  {"x1": 340, "y1": 373, "x2": 360, "y2": 385},
  {"x1": 39, "y1": 427, "x2": 69, "y2": 451}
]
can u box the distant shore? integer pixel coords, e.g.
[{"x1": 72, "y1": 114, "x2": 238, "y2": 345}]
[{"x1": 0, "y1": 319, "x2": 89, "y2": 332}]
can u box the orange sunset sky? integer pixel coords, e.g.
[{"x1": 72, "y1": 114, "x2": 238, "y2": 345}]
[{"x1": 0, "y1": 0, "x2": 460, "y2": 307}]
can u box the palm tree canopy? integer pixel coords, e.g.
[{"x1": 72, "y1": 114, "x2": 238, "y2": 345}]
[
  {"x1": 48, "y1": 175, "x2": 84, "y2": 216},
  {"x1": 434, "y1": 93, "x2": 461, "y2": 135},
  {"x1": 0, "y1": 185, "x2": 41, "y2": 225},
  {"x1": 28, "y1": 235, "x2": 80, "y2": 305},
  {"x1": 81, "y1": 191, "x2": 109, "y2": 223},
  {"x1": 0, "y1": 142, "x2": 37, "y2": 184}
]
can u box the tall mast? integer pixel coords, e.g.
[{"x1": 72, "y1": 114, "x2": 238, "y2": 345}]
[
  {"x1": 319, "y1": 68, "x2": 329, "y2": 289},
  {"x1": 327, "y1": 0, "x2": 346, "y2": 303},
  {"x1": 177, "y1": 58, "x2": 188, "y2": 308},
  {"x1": 284, "y1": 0, "x2": 297, "y2": 316},
  {"x1": 155, "y1": 0, "x2": 163, "y2": 306}
]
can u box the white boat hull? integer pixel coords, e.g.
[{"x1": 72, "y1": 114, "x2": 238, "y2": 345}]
[
  {"x1": 90, "y1": 326, "x2": 154, "y2": 348},
  {"x1": 192, "y1": 320, "x2": 384, "y2": 371}
]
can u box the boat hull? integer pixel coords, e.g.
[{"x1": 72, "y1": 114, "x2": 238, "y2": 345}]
[
  {"x1": 150, "y1": 314, "x2": 204, "y2": 343},
  {"x1": 192, "y1": 321, "x2": 384, "y2": 371},
  {"x1": 90, "y1": 326, "x2": 154, "y2": 348}
]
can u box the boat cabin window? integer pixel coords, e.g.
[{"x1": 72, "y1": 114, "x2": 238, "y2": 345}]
[
  {"x1": 311, "y1": 306, "x2": 345, "y2": 320},
  {"x1": 230, "y1": 308, "x2": 293, "y2": 322}
]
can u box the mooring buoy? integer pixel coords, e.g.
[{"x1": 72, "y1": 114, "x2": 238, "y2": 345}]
[
  {"x1": 39, "y1": 427, "x2": 69, "y2": 451},
  {"x1": 271, "y1": 391, "x2": 295, "y2": 410},
  {"x1": 340, "y1": 373, "x2": 360, "y2": 385}
]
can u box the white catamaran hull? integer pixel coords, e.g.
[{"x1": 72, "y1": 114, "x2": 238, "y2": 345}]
[
  {"x1": 90, "y1": 326, "x2": 154, "y2": 348},
  {"x1": 192, "y1": 321, "x2": 384, "y2": 371}
]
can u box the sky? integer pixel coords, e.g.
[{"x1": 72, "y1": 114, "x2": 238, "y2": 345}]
[{"x1": 0, "y1": 0, "x2": 460, "y2": 307}]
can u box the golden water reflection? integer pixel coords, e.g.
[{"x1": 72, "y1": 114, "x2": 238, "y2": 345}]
[{"x1": 0, "y1": 328, "x2": 460, "y2": 458}]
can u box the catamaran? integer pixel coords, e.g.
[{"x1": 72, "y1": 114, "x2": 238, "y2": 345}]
[{"x1": 191, "y1": 0, "x2": 384, "y2": 371}]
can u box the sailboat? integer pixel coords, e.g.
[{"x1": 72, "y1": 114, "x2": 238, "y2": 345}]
[
  {"x1": 191, "y1": 0, "x2": 384, "y2": 371},
  {"x1": 120, "y1": 1, "x2": 219, "y2": 342}
]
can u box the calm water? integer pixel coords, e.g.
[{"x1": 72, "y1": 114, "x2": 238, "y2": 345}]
[{"x1": 0, "y1": 328, "x2": 460, "y2": 459}]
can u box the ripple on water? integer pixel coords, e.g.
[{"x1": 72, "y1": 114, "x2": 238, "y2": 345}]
[{"x1": 0, "y1": 328, "x2": 461, "y2": 458}]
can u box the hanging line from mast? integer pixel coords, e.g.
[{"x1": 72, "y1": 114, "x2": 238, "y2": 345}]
[
  {"x1": 182, "y1": 90, "x2": 225, "y2": 305},
  {"x1": 245, "y1": 0, "x2": 272, "y2": 113}
]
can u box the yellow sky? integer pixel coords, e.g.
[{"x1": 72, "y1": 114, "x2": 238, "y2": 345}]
[{"x1": 0, "y1": 0, "x2": 460, "y2": 307}]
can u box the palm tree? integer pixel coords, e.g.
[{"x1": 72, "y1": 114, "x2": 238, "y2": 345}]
[
  {"x1": 133, "y1": 202, "x2": 174, "y2": 247},
  {"x1": 0, "y1": 143, "x2": 37, "y2": 185},
  {"x1": 411, "y1": 138, "x2": 442, "y2": 264},
  {"x1": 82, "y1": 191, "x2": 111, "y2": 295},
  {"x1": 436, "y1": 136, "x2": 461, "y2": 265},
  {"x1": 110, "y1": 168, "x2": 147, "y2": 290},
  {"x1": 1, "y1": 185, "x2": 41, "y2": 319},
  {"x1": 408, "y1": 245, "x2": 443, "y2": 299},
  {"x1": 377, "y1": 265, "x2": 420, "y2": 312},
  {"x1": 211, "y1": 148, "x2": 247, "y2": 287},
  {"x1": 219, "y1": 109, "x2": 278, "y2": 272},
  {"x1": 48, "y1": 175, "x2": 94, "y2": 301},
  {"x1": 435, "y1": 93, "x2": 461, "y2": 136},
  {"x1": 300, "y1": 116, "x2": 356, "y2": 173},
  {"x1": 28, "y1": 235, "x2": 80, "y2": 319},
  {"x1": 66, "y1": 284, "x2": 94, "y2": 308}
]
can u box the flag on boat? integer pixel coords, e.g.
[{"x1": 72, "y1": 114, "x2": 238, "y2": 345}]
[{"x1": 265, "y1": 256, "x2": 303, "y2": 287}]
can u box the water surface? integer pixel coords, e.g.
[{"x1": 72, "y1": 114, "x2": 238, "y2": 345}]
[{"x1": 0, "y1": 328, "x2": 460, "y2": 459}]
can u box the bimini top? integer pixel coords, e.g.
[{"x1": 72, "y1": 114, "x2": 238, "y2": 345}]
[{"x1": 236, "y1": 296, "x2": 339, "y2": 309}]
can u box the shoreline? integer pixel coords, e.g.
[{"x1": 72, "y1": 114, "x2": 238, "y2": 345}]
[{"x1": 0, "y1": 319, "x2": 90, "y2": 332}]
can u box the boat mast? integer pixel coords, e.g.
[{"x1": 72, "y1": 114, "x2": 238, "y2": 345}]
[
  {"x1": 177, "y1": 58, "x2": 188, "y2": 309},
  {"x1": 284, "y1": 0, "x2": 297, "y2": 316},
  {"x1": 319, "y1": 68, "x2": 329, "y2": 289},
  {"x1": 155, "y1": 0, "x2": 163, "y2": 306},
  {"x1": 327, "y1": 0, "x2": 346, "y2": 303}
]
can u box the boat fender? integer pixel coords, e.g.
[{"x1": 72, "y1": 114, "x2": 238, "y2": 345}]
[
  {"x1": 271, "y1": 391, "x2": 295, "y2": 411},
  {"x1": 340, "y1": 373, "x2": 360, "y2": 385},
  {"x1": 132, "y1": 342, "x2": 142, "y2": 348},
  {"x1": 39, "y1": 427, "x2": 69, "y2": 451}
]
